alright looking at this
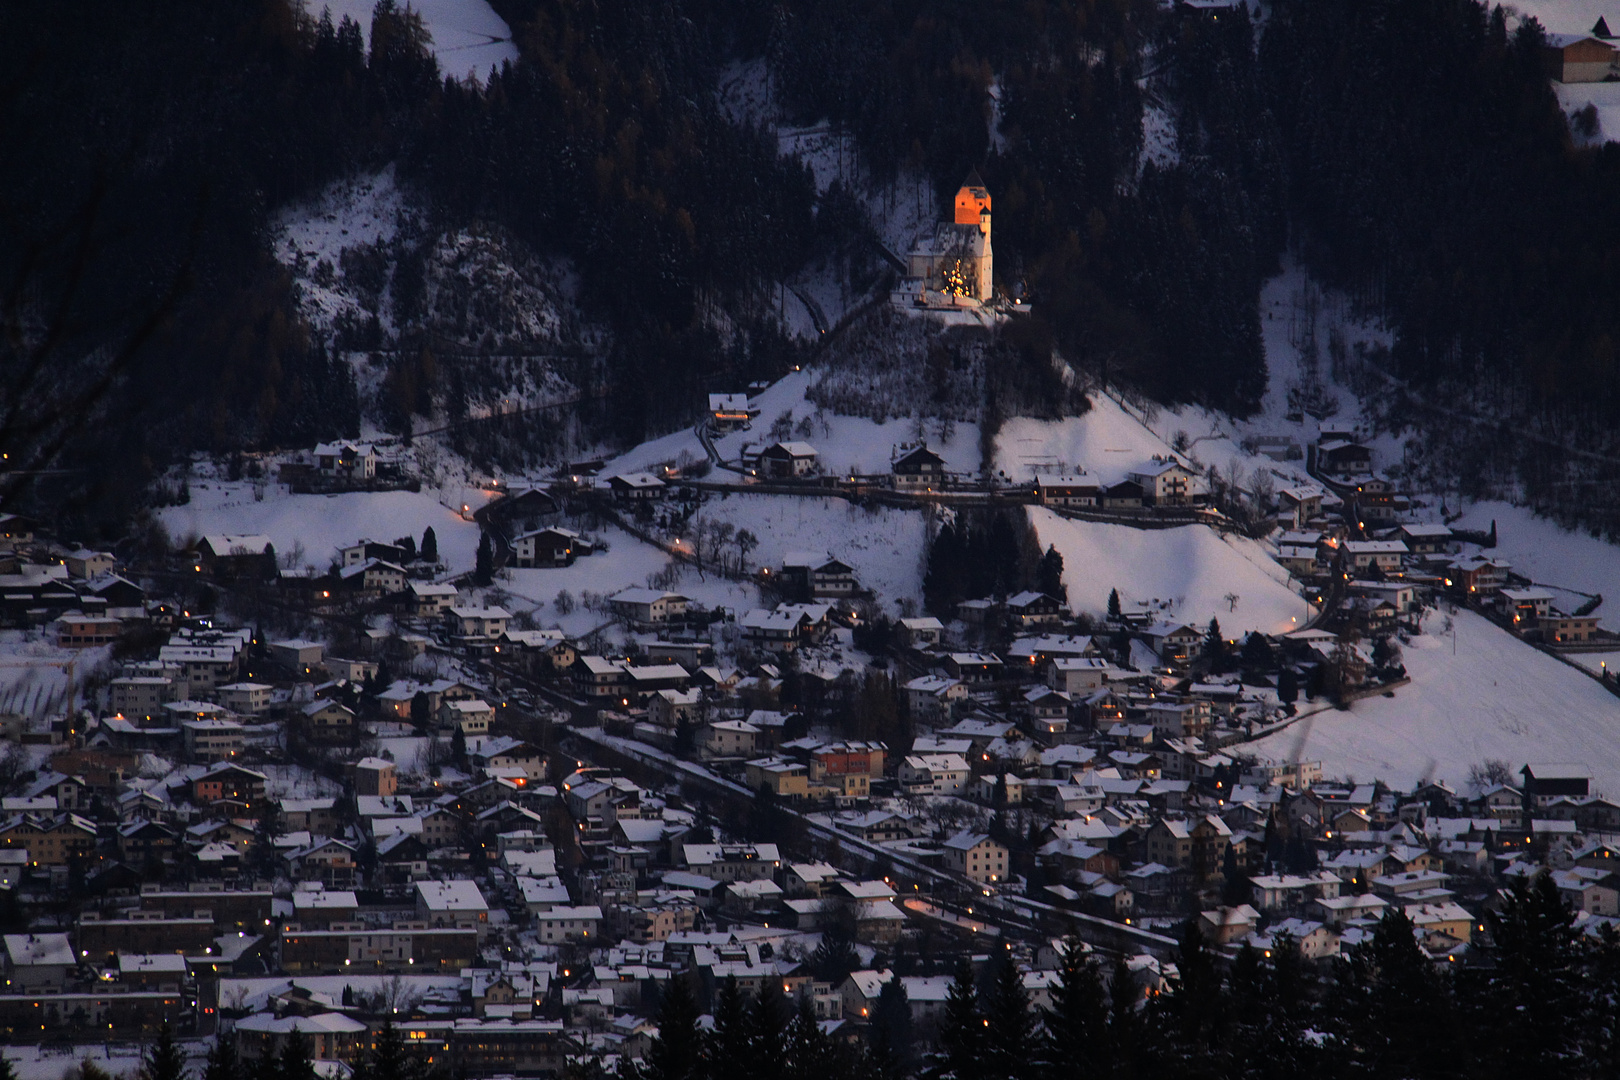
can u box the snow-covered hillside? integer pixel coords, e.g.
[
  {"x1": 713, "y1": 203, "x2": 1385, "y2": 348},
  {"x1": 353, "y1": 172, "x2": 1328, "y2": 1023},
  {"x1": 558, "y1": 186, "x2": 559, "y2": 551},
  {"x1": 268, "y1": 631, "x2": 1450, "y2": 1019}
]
[
  {"x1": 997, "y1": 393, "x2": 1184, "y2": 485},
  {"x1": 500, "y1": 525, "x2": 682, "y2": 638},
  {"x1": 1556, "y1": 81, "x2": 1620, "y2": 146},
  {"x1": 686, "y1": 494, "x2": 931, "y2": 604},
  {"x1": 300, "y1": 0, "x2": 519, "y2": 83},
  {"x1": 274, "y1": 167, "x2": 588, "y2": 351},
  {"x1": 599, "y1": 369, "x2": 981, "y2": 479},
  {"x1": 1250, "y1": 609, "x2": 1620, "y2": 794},
  {"x1": 995, "y1": 267, "x2": 1401, "y2": 495},
  {"x1": 273, "y1": 165, "x2": 417, "y2": 335},
  {"x1": 1451, "y1": 500, "x2": 1620, "y2": 630},
  {"x1": 272, "y1": 166, "x2": 598, "y2": 446},
  {"x1": 1029, "y1": 508, "x2": 1307, "y2": 636},
  {"x1": 159, "y1": 482, "x2": 485, "y2": 573}
]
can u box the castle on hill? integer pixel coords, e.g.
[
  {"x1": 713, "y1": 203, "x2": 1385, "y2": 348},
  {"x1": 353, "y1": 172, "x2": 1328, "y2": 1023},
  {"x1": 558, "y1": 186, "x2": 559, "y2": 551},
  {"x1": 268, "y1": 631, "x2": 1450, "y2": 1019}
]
[{"x1": 902, "y1": 171, "x2": 994, "y2": 306}]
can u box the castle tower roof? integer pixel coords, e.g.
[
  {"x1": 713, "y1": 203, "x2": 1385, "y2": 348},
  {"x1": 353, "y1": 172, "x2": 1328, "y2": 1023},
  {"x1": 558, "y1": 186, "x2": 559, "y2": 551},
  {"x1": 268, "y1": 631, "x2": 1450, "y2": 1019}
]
[{"x1": 954, "y1": 171, "x2": 992, "y2": 226}]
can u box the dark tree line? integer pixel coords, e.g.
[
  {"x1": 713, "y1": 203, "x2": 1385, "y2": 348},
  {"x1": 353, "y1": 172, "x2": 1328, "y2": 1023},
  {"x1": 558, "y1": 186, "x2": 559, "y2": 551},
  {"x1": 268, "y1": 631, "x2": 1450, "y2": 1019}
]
[
  {"x1": 922, "y1": 509, "x2": 1051, "y2": 616},
  {"x1": 1, "y1": 0, "x2": 827, "y2": 532},
  {"x1": 639, "y1": 878, "x2": 1620, "y2": 1080},
  {"x1": 1261, "y1": 0, "x2": 1620, "y2": 530},
  {"x1": 638, "y1": 975, "x2": 874, "y2": 1080},
  {"x1": 766, "y1": 0, "x2": 1278, "y2": 417},
  {"x1": 0, "y1": 0, "x2": 397, "y2": 532}
]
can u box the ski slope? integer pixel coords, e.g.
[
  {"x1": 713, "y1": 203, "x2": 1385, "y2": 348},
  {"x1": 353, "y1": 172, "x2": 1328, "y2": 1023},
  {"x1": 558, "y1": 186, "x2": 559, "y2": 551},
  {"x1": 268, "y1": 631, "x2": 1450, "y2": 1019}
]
[
  {"x1": 1251, "y1": 609, "x2": 1620, "y2": 793},
  {"x1": 1028, "y1": 508, "x2": 1307, "y2": 636}
]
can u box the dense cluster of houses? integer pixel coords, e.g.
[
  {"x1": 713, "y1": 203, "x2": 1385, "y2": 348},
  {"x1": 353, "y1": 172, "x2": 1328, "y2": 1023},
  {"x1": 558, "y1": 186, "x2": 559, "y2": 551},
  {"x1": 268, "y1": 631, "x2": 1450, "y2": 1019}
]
[{"x1": 0, "y1": 404, "x2": 1616, "y2": 1073}]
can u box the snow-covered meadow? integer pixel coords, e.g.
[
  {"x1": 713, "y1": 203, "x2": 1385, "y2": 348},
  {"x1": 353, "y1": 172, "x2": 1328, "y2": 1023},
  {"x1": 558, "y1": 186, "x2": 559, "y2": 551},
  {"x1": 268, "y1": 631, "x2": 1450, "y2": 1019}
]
[
  {"x1": 1029, "y1": 508, "x2": 1307, "y2": 636},
  {"x1": 996, "y1": 393, "x2": 1187, "y2": 485},
  {"x1": 686, "y1": 494, "x2": 931, "y2": 606},
  {"x1": 1251, "y1": 609, "x2": 1620, "y2": 794},
  {"x1": 1451, "y1": 499, "x2": 1620, "y2": 631},
  {"x1": 159, "y1": 482, "x2": 485, "y2": 573}
]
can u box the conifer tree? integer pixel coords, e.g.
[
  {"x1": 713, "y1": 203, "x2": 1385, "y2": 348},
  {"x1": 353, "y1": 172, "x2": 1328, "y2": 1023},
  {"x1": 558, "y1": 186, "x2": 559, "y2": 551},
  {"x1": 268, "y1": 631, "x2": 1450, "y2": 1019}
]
[
  {"x1": 1037, "y1": 545, "x2": 1067, "y2": 601},
  {"x1": 984, "y1": 957, "x2": 1034, "y2": 1080},
  {"x1": 1482, "y1": 871, "x2": 1585, "y2": 1074},
  {"x1": 1043, "y1": 939, "x2": 1109, "y2": 1080},
  {"x1": 646, "y1": 977, "x2": 702, "y2": 1080},
  {"x1": 420, "y1": 527, "x2": 438, "y2": 563},
  {"x1": 1165, "y1": 921, "x2": 1226, "y2": 1070},
  {"x1": 784, "y1": 999, "x2": 839, "y2": 1080},
  {"x1": 1107, "y1": 958, "x2": 1146, "y2": 1080},
  {"x1": 200, "y1": 1042, "x2": 238, "y2": 1080},
  {"x1": 749, "y1": 985, "x2": 790, "y2": 1080},
  {"x1": 939, "y1": 961, "x2": 983, "y2": 1080},
  {"x1": 1329, "y1": 908, "x2": 1455, "y2": 1077},
  {"x1": 923, "y1": 524, "x2": 969, "y2": 616},
  {"x1": 870, "y1": 977, "x2": 913, "y2": 1079},
  {"x1": 707, "y1": 976, "x2": 753, "y2": 1080},
  {"x1": 1107, "y1": 588, "x2": 1122, "y2": 622},
  {"x1": 140, "y1": 1020, "x2": 188, "y2": 1080},
  {"x1": 279, "y1": 1032, "x2": 316, "y2": 1080},
  {"x1": 1239, "y1": 632, "x2": 1273, "y2": 672},
  {"x1": 1276, "y1": 666, "x2": 1298, "y2": 706},
  {"x1": 475, "y1": 529, "x2": 494, "y2": 586},
  {"x1": 810, "y1": 925, "x2": 859, "y2": 983},
  {"x1": 369, "y1": 1017, "x2": 416, "y2": 1080}
]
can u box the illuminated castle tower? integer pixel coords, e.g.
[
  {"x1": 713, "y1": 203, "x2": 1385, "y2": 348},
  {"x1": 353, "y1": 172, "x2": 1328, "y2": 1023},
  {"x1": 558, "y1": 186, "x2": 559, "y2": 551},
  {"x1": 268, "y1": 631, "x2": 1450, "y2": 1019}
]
[{"x1": 905, "y1": 171, "x2": 994, "y2": 303}]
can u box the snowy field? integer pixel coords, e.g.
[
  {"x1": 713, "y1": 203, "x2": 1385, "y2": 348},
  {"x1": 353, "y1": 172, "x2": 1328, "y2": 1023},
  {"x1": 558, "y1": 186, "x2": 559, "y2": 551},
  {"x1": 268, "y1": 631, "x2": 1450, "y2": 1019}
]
[
  {"x1": 600, "y1": 369, "x2": 981, "y2": 480},
  {"x1": 1556, "y1": 80, "x2": 1620, "y2": 146},
  {"x1": 1029, "y1": 508, "x2": 1307, "y2": 636},
  {"x1": 0, "y1": 638, "x2": 97, "y2": 719},
  {"x1": 1251, "y1": 609, "x2": 1620, "y2": 793},
  {"x1": 997, "y1": 393, "x2": 1187, "y2": 485},
  {"x1": 1451, "y1": 500, "x2": 1620, "y2": 630},
  {"x1": 160, "y1": 482, "x2": 484, "y2": 573},
  {"x1": 499, "y1": 524, "x2": 678, "y2": 635},
  {"x1": 4, "y1": 1044, "x2": 160, "y2": 1080},
  {"x1": 274, "y1": 165, "x2": 407, "y2": 264},
  {"x1": 996, "y1": 268, "x2": 1385, "y2": 494},
  {"x1": 301, "y1": 0, "x2": 519, "y2": 83},
  {"x1": 1090, "y1": 265, "x2": 1403, "y2": 492},
  {"x1": 690, "y1": 495, "x2": 931, "y2": 607}
]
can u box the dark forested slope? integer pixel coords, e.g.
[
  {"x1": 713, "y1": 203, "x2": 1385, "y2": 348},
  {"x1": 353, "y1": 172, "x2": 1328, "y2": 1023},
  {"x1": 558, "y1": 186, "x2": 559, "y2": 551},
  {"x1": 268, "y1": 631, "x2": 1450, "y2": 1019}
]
[{"x1": 9, "y1": 0, "x2": 1620, "y2": 534}]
